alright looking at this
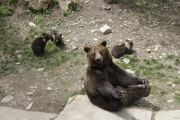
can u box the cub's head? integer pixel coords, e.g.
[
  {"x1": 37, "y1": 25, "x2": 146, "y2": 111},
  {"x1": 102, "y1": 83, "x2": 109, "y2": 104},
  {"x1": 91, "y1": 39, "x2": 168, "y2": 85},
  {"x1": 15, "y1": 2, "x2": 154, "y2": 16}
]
[
  {"x1": 84, "y1": 40, "x2": 112, "y2": 67},
  {"x1": 53, "y1": 33, "x2": 62, "y2": 45},
  {"x1": 125, "y1": 39, "x2": 133, "y2": 50},
  {"x1": 42, "y1": 33, "x2": 51, "y2": 42}
]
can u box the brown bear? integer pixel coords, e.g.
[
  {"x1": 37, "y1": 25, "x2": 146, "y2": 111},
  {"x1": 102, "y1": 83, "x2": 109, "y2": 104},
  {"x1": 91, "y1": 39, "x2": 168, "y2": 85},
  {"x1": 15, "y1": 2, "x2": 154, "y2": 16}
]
[
  {"x1": 84, "y1": 40, "x2": 150, "y2": 112},
  {"x1": 31, "y1": 33, "x2": 51, "y2": 56},
  {"x1": 50, "y1": 30, "x2": 63, "y2": 47},
  {"x1": 111, "y1": 39, "x2": 134, "y2": 58}
]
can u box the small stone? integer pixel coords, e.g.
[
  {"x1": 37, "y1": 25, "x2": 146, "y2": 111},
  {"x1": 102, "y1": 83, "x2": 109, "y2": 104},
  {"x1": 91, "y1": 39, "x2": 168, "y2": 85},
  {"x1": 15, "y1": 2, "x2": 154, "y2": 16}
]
[
  {"x1": 167, "y1": 99, "x2": 174, "y2": 103},
  {"x1": 175, "y1": 91, "x2": 180, "y2": 96},
  {"x1": 29, "y1": 22, "x2": 36, "y2": 27},
  {"x1": 178, "y1": 71, "x2": 180, "y2": 74},
  {"x1": 126, "y1": 69, "x2": 135, "y2": 74},
  {"x1": 1, "y1": 95, "x2": 14, "y2": 103},
  {"x1": 166, "y1": 82, "x2": 172, "y2": 85},
  {"x1": 17, "y1": 54, "x2": 22, "y2": 58},
  {"x1": 102, "y1": 6, "x2": 111, "y2": 10},
  {"x1": 146, "y1": 49, "x2": 151, "y2": 53},
  {"x1": 37, "y1": 68, "x2": 44, "y2": 72},
  {"x1": 123, "y1": 58, "x2": 130, "y2": 64},
  {"x1": 172, "y1": 84, "x2": 176, "y2": 87},
  {"x1": 27, "y1": 92, "x2": 34, "y2": 96},
  {"x1": 99, "y1": 24, "x2": 112, "y2": 34},
  {"x1": 91, "y1": 29, "x2": 99, "y2": 33},
  {"x1": 93, "y1": 38, "x2": 99, "y2": 41},
  {"x1": 47, "y1": 87, "x2": 52, "y2": 91},
  {"x1": 30, "y1": 86, "x2": 38, "y2": 89},
  {"x1": 16, "y1": 62, "x2": 20, "y2": 65},
  {"x1": 26, "y1": 103, "x2": 33, "y2": 110}
]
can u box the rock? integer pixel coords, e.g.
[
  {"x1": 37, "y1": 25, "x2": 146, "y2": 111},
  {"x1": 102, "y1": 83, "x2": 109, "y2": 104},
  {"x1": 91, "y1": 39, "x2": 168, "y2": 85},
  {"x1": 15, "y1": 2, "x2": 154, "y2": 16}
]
[
  {"x1": 172, "y1": 84, "x2": 175, "y2": 87},
  {"x1": 16, "y1": 62, "x2": 20, "y2": 65},
  {"x1": 99, "y1": 24, "x2": 112, "y2": 34},
  {"x1": 146, "y1": 49, "x2": 151, "y2": 53},
  {"x1": 37, "y1": 68, "x2": 44, "y2": 72},
  {"x1": 175, "y1": 91, "x2": 180, "y2": 96},
  {"x1": 26, "y1": 0, "x2": 52, "y2": 11},
  {"x1": 28, "y1": 22, "x2": 36, "y2": 27},
  {"x1": 166, "y1": 82, "x2": 172, "y2": 85},
  {"x1": 1, "y1": 95, "x2": 14, "y2": 104},
  {"x1": 123, "y1": 58, "x2": 130, "y2": 64},
  {"x1": 126, "y1": 69, "x2": 135, "y2": 74},
  {"x1": 102, "y1": 6, "x2": 111, "y2": 10},
  {"x1": 47, "y1": 87, "x2": 52, "y2": 91},
  {"x1": 26, "y1": 103, "x2": 33, "y2": 110},
  {"x1": 27, "y1": 92, "x2": 34, "y2": 96},
  {"x1": 17, "y1": 54, "x2": 22, "y2": 58},
  {"x1": 59, "y1": 0, "x2": 77, "y2": 11},
  {"x1": 91, "y1": 29, "x2": 99, "y2": 33},
  {"x1": 167, "y1": 99, "x2": 174, "y2": 103},
  {"x1": 178, "y1": 71, "x2": 180, "y2": 74},
  {"x1": 30, "y1": 86, "x2": 38, "y2": 89},
  {"x1": 155, "y1": 110, "x2": 180, "y2": 120},
  {"x1": 55, "y1": 95, "x2": 152, "y2": 120}
]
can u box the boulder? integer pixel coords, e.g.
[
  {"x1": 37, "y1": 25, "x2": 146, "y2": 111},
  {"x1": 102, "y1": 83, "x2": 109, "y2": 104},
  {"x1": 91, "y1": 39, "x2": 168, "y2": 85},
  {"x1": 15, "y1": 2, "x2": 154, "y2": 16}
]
[
  {"x1": 58, "y1": 0, "x2": 77, "y2": 11},
  {"x1": 25, "y1": 0, "x2": 52, "y2": 11},
  {"x1": 55, "y1": 95, "x2": 152, "y2": 120},
  {"x1": 99, "y1": 24, "x2": 112, "y2": 34}
]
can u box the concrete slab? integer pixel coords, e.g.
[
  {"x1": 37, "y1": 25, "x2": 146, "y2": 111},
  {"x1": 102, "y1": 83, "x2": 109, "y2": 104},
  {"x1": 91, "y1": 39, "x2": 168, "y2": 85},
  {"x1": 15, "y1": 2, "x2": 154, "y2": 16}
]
[
  {"x1": 55, "y1": 95, "x2": 152, "y2": 120},
  {"x1": 155, "y1": 110, "x2": 180, "y2": 120},
  {"x1": 0, "y1": 106, "x2": 57, "y2": 120}
]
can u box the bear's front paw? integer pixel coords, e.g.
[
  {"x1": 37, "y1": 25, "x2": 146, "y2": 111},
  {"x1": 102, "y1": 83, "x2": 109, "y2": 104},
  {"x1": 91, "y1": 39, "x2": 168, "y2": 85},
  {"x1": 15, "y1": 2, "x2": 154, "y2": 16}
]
[
  {"x1": 113, "y1": 89, "x2": 127, "y2": 99},
  {"x1": 139, "y1": 78, "x2": 149, "y2": 85}
]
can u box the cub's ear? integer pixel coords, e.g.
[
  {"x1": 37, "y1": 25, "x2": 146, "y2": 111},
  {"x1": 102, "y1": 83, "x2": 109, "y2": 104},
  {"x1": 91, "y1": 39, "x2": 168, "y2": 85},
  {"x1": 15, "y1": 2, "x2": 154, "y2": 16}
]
[
  {"x1": 84, "y1": 46, "x2": 90, "y2": 53},
  {"x1": 100, "y1": 40, "x2": 107, "y2": 47},
  {"x1": 42, "y1": 33, "x2": 46, "y2": 37}
]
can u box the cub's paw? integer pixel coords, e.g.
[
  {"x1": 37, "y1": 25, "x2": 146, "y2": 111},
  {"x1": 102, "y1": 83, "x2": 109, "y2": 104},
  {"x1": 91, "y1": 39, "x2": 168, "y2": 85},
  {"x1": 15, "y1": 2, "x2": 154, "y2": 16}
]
[
  {"x1": 113, "y1": 88, "x2": 127, "y2": 99},
  {"x1": 139, "y1": 78, "x2": 149, "y2": 85}
]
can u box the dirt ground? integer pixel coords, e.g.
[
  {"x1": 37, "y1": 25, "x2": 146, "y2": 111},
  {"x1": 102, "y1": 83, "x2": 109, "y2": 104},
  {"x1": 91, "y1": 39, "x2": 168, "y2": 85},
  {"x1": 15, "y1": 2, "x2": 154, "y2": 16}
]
[{"x1": 0, "y1": 0, "x2": 180, "y2": 114}]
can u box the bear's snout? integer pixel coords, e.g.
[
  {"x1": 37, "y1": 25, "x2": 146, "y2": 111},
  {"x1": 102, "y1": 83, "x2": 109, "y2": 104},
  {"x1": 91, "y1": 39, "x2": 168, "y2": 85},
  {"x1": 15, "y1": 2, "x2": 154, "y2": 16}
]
[{"x1": 96, "y1": 58, "x2": 101, "y2": 62}]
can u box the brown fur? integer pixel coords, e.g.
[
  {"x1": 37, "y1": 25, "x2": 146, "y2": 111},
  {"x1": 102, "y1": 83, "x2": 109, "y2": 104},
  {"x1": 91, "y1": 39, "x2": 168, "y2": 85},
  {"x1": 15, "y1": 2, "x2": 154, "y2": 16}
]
[
  {"x1": 31, "y1": 33, "x2": 51, "y2": 56},
  {"x1": 111, "y1": 39, "x2": 133, "y2": 58},
  {"x1": 84, "y1": 40, "x2": 150, "y2": 112},
  {"x1": 50, "y1": 30, "x2": 63, "y2": 47}
]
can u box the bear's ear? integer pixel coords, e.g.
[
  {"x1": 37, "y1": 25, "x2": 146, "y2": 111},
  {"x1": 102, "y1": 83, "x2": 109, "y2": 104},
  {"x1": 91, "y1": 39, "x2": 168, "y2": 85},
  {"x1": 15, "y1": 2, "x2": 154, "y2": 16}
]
[
  {"x1": 42, "y1": 33, "x2": 46, "y2": 37},
  {"x1": 100, "y1": 40, "x2": 107, "y2": 47},
  {"x1": 84, "y1": 46, "x2": 90, "y2": 53}
]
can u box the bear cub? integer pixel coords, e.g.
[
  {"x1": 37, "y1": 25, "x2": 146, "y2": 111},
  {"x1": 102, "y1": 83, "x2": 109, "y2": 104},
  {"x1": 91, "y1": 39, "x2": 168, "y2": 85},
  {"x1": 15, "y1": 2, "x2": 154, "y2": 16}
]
[
  {"x1": 84, "y1": 40, "x2": 150, "y2": 112},
  {"x1": 31, "y1": 33, "x2": 51, "y2": 56},
  {"x1": 111, "y1": 39, "x2": 134, "y2": 58},
  {"x1": 50, "y1": 30, "x2": 63, "y2": 47}
]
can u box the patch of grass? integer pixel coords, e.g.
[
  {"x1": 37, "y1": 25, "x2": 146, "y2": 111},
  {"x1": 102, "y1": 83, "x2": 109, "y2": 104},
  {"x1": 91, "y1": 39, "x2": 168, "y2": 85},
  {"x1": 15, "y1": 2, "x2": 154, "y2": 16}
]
[
  {"x1": 160, "y1": 90, "x2": 167, "y2": 97},
  {"x1": 174, "y1": 94, "x2": 180, "y2": 103},
  {"x1": 0, "y1": 0, "x2": 14, "y2": 16},
  {"x1": 80, "y1": 77, "x2": 84, "y2": 81},
  {"x1": 155, "y1": 63, "x2": 164, "y2": 70},
  {"x1": 63, "y1": 32, "x2": 69, "y2": 36},
  {"x1": 175, "y1": 58, "x2": 180, "y2": 65},
  {"x1": 164, "y1": 54, "x2": 175, "y2": 60},
  {"x1": 151, "y1": 85, "x2": 159, "y2": 94}
]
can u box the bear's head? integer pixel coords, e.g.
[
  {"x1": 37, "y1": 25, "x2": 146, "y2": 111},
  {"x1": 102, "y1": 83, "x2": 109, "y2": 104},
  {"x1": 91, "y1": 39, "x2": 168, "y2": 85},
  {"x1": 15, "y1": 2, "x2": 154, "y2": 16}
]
[
  {"x1": 53, "y1": 33, "x2": 62, "y2": 43},
  {"x1": 125, "y1": 39, "x2": 133, "y2": 50},
  {"x1": 42, "y1": 33, "x2": 52, "y2": 42},
  {"x1": 84, "y1": 40, "x2": 112, "y2": 67}
]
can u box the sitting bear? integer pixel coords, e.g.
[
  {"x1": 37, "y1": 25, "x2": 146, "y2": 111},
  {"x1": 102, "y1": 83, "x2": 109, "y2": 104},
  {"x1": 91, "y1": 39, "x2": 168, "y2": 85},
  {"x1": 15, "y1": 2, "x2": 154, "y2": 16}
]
[
  {"x1": 31, "y1": 33, "x2": 51, "y2": 56},
  {"x1": 111, "y1": 39, "x2": 134, "y2": 58},
  {"x1": 84, "y1": 40, "x2": 150, "y2": 112},
  {"x1": 50, "y1": 30, "x2": 63, "y2": 47}
]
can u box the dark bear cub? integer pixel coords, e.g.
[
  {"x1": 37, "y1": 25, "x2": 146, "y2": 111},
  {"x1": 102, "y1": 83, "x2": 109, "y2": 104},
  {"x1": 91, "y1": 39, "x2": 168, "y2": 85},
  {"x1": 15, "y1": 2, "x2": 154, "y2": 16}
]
[
  {"x1": 111, "y1": 39, "x2": 134, "y2": 58},
  {"x1": 50, "y1": 30, "x2": 63, "y2": 47},
  {"x1": 31, "y1": 33, "x2": 51, "y2": 56},
  {"x1": 84, "y1": 40, "x2": 150, "y2": 112}
]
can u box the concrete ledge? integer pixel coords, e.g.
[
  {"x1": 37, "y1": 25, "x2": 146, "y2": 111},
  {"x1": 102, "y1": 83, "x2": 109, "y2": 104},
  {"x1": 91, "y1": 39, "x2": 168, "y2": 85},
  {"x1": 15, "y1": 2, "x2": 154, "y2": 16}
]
[
  {"x1": 155, "y1": 110, "x2": 180, "y2": 120},
  {"x1": 0, "y1": 106, "x2": 57, "y2": 120},
  {"x1": 55, "y1": 95, "x2": 152, "y2": 120}
]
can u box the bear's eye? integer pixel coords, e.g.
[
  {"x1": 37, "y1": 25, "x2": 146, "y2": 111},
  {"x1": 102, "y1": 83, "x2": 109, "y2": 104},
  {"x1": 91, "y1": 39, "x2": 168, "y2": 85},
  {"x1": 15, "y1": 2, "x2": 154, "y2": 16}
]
[
  {"x1": 99, "y1": 51, "x2": 102, "y2": 54},
  {"x1": 93, "y1": 53, "x2": 96, "y2": 56}
]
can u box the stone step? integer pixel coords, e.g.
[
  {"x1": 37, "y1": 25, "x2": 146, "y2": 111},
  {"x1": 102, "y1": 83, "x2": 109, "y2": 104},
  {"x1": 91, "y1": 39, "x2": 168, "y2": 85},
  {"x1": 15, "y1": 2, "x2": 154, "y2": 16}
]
[{"x1": 0, "y1": 106, "x2": 57, "y2": 120}]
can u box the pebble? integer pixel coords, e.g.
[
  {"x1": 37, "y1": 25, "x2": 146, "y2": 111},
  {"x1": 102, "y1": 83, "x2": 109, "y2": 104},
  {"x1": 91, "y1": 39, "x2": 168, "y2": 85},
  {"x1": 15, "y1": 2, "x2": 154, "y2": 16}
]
[
  {"x1": 26, "y1": 103, "x2": 33, "y2": 110},
  {"x1": 167, "y1": 99, "x2": 174, "y2": 103},
  {"x1": 37, "y1": 68, "x2": 44, "y2": 72},
  {"x1": 28, "y1": 22, "x2": 36, "y2": 27},
  {"x1": 126, "y1": 69, "x2": 135, "y2": 74},
  {"x1": 27, "y1": 92, "x2": 34, "y2": 96},
  {"x1": 1, "y1": 95, "x2": 14, "y2": 103},
  {"x1": 99, "y1": 24, "x2": 112, "y2": 34},
  {"x1": 47, "y1": 87, "x2": 52, "y2": 91},
  {"x1": 175, "y1": 91, "x2": 180, "y2": 96},
  {"x1": 123, "y1": 58, "x2": 130, "y2": 64}
]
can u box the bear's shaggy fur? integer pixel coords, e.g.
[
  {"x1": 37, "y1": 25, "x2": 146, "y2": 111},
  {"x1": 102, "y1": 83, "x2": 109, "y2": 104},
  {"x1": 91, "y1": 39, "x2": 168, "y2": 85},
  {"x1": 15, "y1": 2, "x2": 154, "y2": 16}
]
[
  {"x1": 84, "y1": 40, "x2": 150, "y2": 112},
  {"x1": 111, "y1": 39, "x2": 134, "y2": 58},
  {"x1": 50, "y1": 30, "x2": 63, "y2": 47},
  {"x1": 31, "y1": 33, "x2": 51, "y2": 56}
]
